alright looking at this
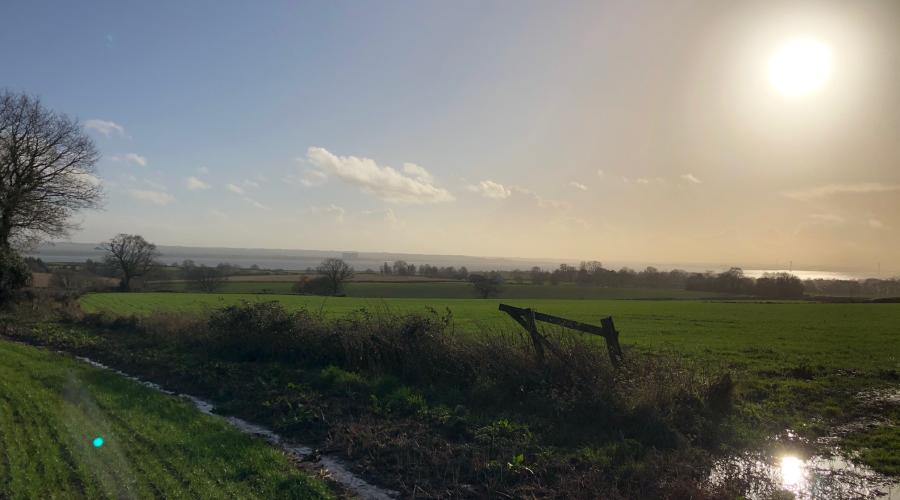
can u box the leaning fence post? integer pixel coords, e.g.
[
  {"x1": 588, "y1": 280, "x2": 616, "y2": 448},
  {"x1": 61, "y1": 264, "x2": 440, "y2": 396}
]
[
  {"x1": 600, "y1": 316, "x2": 624, "y2": 367},
  {"x1": 525, "y1": 308, "x2": 545, "y2": 364}
]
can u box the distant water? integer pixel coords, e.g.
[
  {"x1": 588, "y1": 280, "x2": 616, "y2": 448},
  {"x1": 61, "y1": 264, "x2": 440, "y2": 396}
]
[{"x1": 743, "y1": 270, "x2": 869, "y2": 281}]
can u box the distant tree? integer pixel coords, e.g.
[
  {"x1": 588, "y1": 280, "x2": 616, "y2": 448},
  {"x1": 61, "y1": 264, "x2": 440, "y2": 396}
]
[
  {"x1": 530, "y1": 266, "x2": 545, "y2": 285},
  {"x1": 184, "y1": 265, "x2": 225, "y2": 293},
  {"x1": 0, "y1": 91, "x2": 102, "y2": 249},
  {"x1": 457, "y1": 266, "x2": 468, "y2": 280},
  {"x1": 24, "y1": 256, "x2": 49, "y2": 273},
  {"x1": 292, "y1": 275, "x2": 333, "y2": 295},
  {"x1": 100, "y1": 234, "x2": 160, "y2": 291},
  {"x1": 754, "y1": 272, "x2": 804, "y2": 299},
  {"x1": 511, "y1": 269, "x2": 524, "y2": 284},
  {"x1": 84, "y1": 258, "x2": 116, "y2": 278},
  {"x1": 469, "y1": 272, "x2": 503, "y2": 299},
  {"x1": 317, "y1": 258, "x2": 353, "y2": 295},
  {"x1": 715, "y1": 267, "x2": 751, "y2": 294},
  {"x1": 583, "y1": 261, "x2": 604, "y2": 274}
]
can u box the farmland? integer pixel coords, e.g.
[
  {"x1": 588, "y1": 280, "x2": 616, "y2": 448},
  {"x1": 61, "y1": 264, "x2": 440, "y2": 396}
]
[
  {"x1": 146, "y1": 279, "x2": 728, "y2": 299},
  {"x1": 0, "y1": 340, "x2": 331, "y2": 499},
  {"x1": 77, "y1": 291, "x2": 900, "y2": 476},
  {"x1": 80, "y1": 292, "x2": 897, "y2": 370},
  {"x1": 3, "y1": 290, "x2": 896, "y2": 497}
]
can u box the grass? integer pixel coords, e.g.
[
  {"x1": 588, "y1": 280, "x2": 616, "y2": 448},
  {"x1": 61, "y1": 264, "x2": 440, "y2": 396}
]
[
  {"x1": 147, "y1": 280, "x2": 728, "y2": 299},
  {"x1": 78, "y1": 292, "x2": 900, "y2": 476},
  {"x1": 0, "y1": 339, "x2": 332, "y2": 499},
  {"x1": 80, "y1": 292, "x2": 898, "y2": 369},
  {"x1": 6, "y1": 303, "x2": 737, "y2": 498}
]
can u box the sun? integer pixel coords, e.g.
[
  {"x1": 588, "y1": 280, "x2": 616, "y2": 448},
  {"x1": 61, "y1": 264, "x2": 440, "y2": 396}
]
[{"x1": 768, "y1": 38, "x2": 832, "y2": 97}]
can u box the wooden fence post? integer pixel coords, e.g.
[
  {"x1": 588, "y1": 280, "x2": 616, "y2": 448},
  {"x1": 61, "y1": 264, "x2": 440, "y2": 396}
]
[
  {"x1": 498, "y1": 303, "x2": 624, "y2": 368},
  {"x1": 525, "y1": 308, "x2": 545, "y2": 364},
  {"x1": 600, "y1": 316, "x2": 624, "y2": 367}
]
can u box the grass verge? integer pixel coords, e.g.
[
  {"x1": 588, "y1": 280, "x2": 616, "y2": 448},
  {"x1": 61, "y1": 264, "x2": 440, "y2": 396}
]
[{"x1": 0, "y1": 339, "x2": 332, "y2": 499}]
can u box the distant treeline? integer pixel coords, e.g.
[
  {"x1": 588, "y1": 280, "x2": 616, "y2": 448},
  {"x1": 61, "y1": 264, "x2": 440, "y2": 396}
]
[
  {"x1": 509, "y1": 263, "x2": 802, "y2": 296},
  {"x1": 25, "y1": 255, "x2": 900, "y2": 299},
  {"x1": 379, "y1": 260, "x2": 471, "y2": 280}
]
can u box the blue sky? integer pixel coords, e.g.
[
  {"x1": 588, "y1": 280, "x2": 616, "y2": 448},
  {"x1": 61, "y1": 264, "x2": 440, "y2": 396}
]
[{"x1": 3, "y1": 1, "x2": 899, "y2": 272}]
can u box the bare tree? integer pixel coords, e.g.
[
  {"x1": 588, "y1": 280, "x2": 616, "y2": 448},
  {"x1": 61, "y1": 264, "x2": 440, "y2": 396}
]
[
  {"x1": 0, "y1": 91, "x2": 102, "y2": 249},
  {"x1": 184, "y1": 264, "x2": 226, "y2": 293},
  {"x1": 469, "y1": 272, "x2": 503, "y2": 299},
  {"x1": 101, "y1": 234, "x2": 160, "y2": 291},
  {"x1": 317, "y1": 258, "x2": 353, "y2": 295}
]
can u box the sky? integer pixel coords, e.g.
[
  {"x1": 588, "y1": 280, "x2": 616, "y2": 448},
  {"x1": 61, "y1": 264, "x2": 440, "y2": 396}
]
[{"x1": 3, "y1": 1, "x2": 899, "y2": 273}]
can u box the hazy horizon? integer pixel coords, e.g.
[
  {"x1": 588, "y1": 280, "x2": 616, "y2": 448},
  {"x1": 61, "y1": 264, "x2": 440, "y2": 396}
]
[
  {"x1": 30, "y1": 240, "x2": 894, "y2": 278},
  {"x1": 4, "y1": 1, "x2": 899, "y2": 271}
]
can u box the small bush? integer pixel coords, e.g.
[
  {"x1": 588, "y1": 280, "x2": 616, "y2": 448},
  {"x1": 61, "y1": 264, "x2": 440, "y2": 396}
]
[
  {"x1": 291, "y1": 276, "x2": 334, "y2": 295},
  {"x1": 207, "y1": 301, "x2": 301, "y2": 361},
  {"x1": 0, "y1": 247, "x2": 31, "y2": 305}
]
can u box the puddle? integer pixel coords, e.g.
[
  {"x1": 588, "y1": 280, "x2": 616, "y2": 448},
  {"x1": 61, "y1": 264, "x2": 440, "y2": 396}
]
[
  {"x1": 710, "y1": 448, "x2": 899, "y2": 499},
  {"x1": 73, "y1": 355, "x2": 398, "y2": 500}
]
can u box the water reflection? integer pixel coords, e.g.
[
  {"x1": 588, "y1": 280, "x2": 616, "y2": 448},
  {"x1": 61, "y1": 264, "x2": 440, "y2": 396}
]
[
  {"x1": 711, "y1": 450, "x2": 899, "y2": 499},
  {"x1": 780, "y1": 455, "x2": 808, "y2": 492}
]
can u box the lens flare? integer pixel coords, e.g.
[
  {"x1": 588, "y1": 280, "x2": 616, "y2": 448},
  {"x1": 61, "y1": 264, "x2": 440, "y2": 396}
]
[{"x1": 92, "y1": 436, "x2": 104, "y2": 448}]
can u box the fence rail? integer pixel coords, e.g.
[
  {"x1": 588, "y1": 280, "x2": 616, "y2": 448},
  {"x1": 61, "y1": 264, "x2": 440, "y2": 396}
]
[{"x1": 498, "y1": 303, "x2": 624, "y2": 367}]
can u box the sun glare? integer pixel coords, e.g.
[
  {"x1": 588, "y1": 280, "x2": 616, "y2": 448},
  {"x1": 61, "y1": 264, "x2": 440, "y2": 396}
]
[
  {"x1": 779, "y1": 455, "x2": 808, "y2": 490},
  {"x1": 768, "y1": 38, "x2": 832, "y2": 97}
]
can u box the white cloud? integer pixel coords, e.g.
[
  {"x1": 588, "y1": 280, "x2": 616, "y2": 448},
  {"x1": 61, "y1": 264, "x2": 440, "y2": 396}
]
[
  {"x1": 783, "y1": 183, "x2": 900, "y2": 201},
  {"x1": 596, "y1": 169, "x2": 605, "y2": 177},
  {"x1": 129, "y1": 189, "x2": 174, "y2": 206},
  {"x1": 635, "y1": 177, "x2": 664, "y2": 185},
  {"x1": 241, "y1": 179, "x2": 260, "y2": 189},
  {"x1": 402, "y1": 163, "x2": 434, "y2": 183},
  {"x1": 636, "y1": 178, "x2": 651, "y2": 185},
  {"x1": 569, "y1": 181, "x2": 588, "y2": 191},
  {"x1": 225, "y1": 183, "x2": 245, "y2": 195},
  {"x1": 111, "y1": 153, "x2": 147, "y2": 167},
  {"x1": 681, "y1": 173, "x2": 702, "y2": 184},
  {"x1": 186, "y1": 176, "x2": 211, "y2": 191},
  {"x1": 84, "y1": 119, "x2": 125, "y2": 137},
  {"x1": 306, "y1": 147, "x2": 454, "y2": 204},
  {"x1": 868, "y1": 218, "x2": 885, "y2": 229},
  {"x1": 467, "y1": 180, "x2": 512, "y2": 199},
  {"x1": 197, "y1": 167, "x2": 210, "y2": 175},
  {"x1": 307, "y1": 204, "x2": 346, "y2": 222}
]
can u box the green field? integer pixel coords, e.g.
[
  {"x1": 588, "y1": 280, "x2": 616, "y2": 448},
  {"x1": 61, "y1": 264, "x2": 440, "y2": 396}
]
[
  {"x1": 0, "y1": 340, "x2": 331, "y2": 499},
  {"x1": 80, "y1": 292, "x2": 900, "y2": 371},
  {"x1": 148, "y1": 280, "x2": 727, "y2": 299},
  {"x1": 78, "y1": 292, "x2": 900, "y2": 475}
]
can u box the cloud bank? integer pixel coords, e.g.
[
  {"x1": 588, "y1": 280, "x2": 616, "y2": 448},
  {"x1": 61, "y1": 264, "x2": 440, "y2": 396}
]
[
  {"x1": 305, "y1": 147, "x2": 454, "y2": 204},
  {"x1": 467, "y1": 180, "x2": 512, "y2": 199}
]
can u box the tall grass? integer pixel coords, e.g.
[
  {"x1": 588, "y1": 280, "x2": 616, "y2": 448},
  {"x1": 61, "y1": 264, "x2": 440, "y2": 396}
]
[{"x1": 78, "y1": 302, "x2": 732, "y2": 451}]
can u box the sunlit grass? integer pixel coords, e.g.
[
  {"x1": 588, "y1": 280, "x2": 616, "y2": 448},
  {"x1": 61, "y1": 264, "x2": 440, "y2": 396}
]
[{"x1": 0, "y1": 340, "x2": 332, "y2": 499}]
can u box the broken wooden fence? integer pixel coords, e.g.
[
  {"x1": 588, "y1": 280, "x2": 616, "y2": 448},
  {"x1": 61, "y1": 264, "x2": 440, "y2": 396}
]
[{"x1": 498, "y1": 303, "x2": 624, "y2": 367}]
